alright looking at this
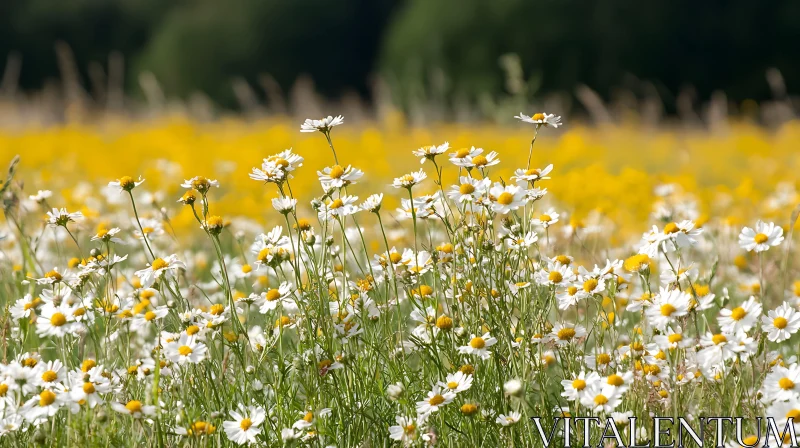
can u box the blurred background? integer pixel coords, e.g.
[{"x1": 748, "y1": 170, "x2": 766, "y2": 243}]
[{"x1": 1, "y1": 0, "x2": 799, "y2": 125}]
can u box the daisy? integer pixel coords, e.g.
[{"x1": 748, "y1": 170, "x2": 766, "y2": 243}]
[
  {"x1": 360, "y1": 193, "x2": 384, "y2": 213},
  {"x1": 317, "y1": 165, "x2": 364, "y2": 190},
  {"x1": 108, "y1": 176, "x2": 144, "y2": 193},
  {"x1": 762, "y1": 303, "x2": 800, "y2": 342},
  {"x1": 46, "y1": 208, "x2": 83, "y2": 227},
  {"x1": 272, "y1": 197, "x2": 297, "y2": 214},
  {"x1": 762, "y1": 364, "x2": 800, "y2": 403},
  {"x1": 181, "y1": 176, "x2": 219, "y2": 193},
  {"x1": 36, "y1": 302, "x2": 77, "y2": 338},
  {"x1": 448, "y1": 176, "x2": 490, "y2": 203},
  {"x1": 448, "y1": 146, "x2": 483, "y2": 167},
  {"x1": 415, "y1": 385, "x2": 456, "y2": 415},
  {"x1": 739, "y1": 221, "x2": 784, "y2": 252},
  {"x1": 451, "y1": 150, "x2": 500, "y2": 170},
  {"x1": 223, "y1": 404, "x2": 266, "y2": 445},
  {"x1": 259, "y1": 282, "x2": 295, "y2": 313},
  {"x1": 532, "y1": 208, "x2": 560, "y2": 229},
  {"x1": 515, "y1": 112, "x2": 562, "y2": 128},
  {"x1": 440, "y1": 371, "x2": 473, "y2": 394},
  {"x1": 165, "y1": 334, "x2": 208, "y2": 365},
  {"x1": 458, "y1": 332, "x2": 498, "y2": 360},
  {"x1": 765, "y1": 398, "x2": 800, "y2": 432},
  {"x1": 29, "y1": 190, "x2": 52, "y2": 203},
  {"x1": 718, "y1": 296, "x2": 762, "y2": 333},
  {"x1": 604, "y1": 371, "x2": 634, "y2": 394},
  {"x1": 300, "y1": 115, "x2": 343, "y2": 133},
  {"x1": 317, "y1": 195, "x2": 359, "y2": 220},
  {"x1": 263, "y1": 149, "x2": 304, "y2": 173},
  {"x1": 580, "y1": 384, "x2": 622, "y2": 414},
  {"x1": 550, "y1": 322, "x2": 587, "y2": 346},
  {"x1": 249, "y1": 161, "x2": 287, "y2": 184},
  {"x1": 534, "y1": 261, "x2": 576, "y2": 287},
  {"x1": 91, "y1": 227, "x2": 125, "y2": 244},
  {"x1": 488, "y1": 183, "x2": 526, "y2": 214},
  {"x1": 646, "y1": 287, "x2": 691, "y2": 330},
  {"x1": 392, "y1": 169, "x2": 427, "y2": 189},
  {"x1": 512, "y1": 164, "x2": 554, "y2": 184},
  {"x1": 561, "y1": 371, "x2": 601, "y2": 402},
  {"x1": 389, "y1": 415, "x2": 424, "y2": 444},
  {"x1": 654, "y1": 326, "x2": 692, "y2": 350},
  {"x1": 36, "y1": 360, "x2": 66, "y2": 388},
  {"x1": 9, "y1": 294, "x2": 37, "y2": 320},
  {"x1": 21, "y1": 388, "x2": 66, "y2": 422},
  {"x1": 134, "y1": 254, "x2": 186, "y2": 288},
  {"x1": 412, "y1": 142, "x2": 449, "y2": 164},
  {"x1": 111, "y1": 400, "x2": 156, "y2": 419},
  {"x1": 496, "y1": 411, "x2": 522, "y2": 426}
]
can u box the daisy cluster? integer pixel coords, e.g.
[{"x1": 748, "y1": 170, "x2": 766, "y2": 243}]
[{"x1": 0, "y1": 113, "x2": 800, "y2": 447}]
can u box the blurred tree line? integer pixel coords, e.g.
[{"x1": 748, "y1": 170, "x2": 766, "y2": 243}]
[{"x1": 1, "y1": 0, "x2": 798, "y2": 112}]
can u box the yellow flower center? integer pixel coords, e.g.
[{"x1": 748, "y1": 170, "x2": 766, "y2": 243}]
[
  {"x1": 178, "y1": 345, "x2": 193, "y2": 356},
  {"x1": 557, "y1": 328, "x2": 576, "y2": 340},
  {"x1": 151, "y1": 258, "x2": 168, "y2": 271},
  {"x1": 447, "y1": 381, "x2": 459, "y2": 389},
  {"x1": 210, "y1": 304, "x2": 225, "y2": 315},
  {"x1": 572, "y1": 379, "x2": 586, "y2": 390},
  {"x1": 50, "y1": 312, "x2": 67, "y2": 327},
  {"x1": 125, "y1": 400, "x2": 143, "y2": 413},
  {"x1": 240, "y1": 418, "x2": 253, "y2": 431},
  {"x1": 470, "y1": 337, "x2": 486, "y2": 349},
  {"x1": 774, "y1": 317, "x2": 789, "y2": 329},
  {"x1": 41, "y1": 370, "x2": 58, "y2": 383},
  {"x1": 663, "y1": 222, "x2": 679, "y2": 234},
  {"x1": 539, "y1": 214, "x2": 552, "y2": 223},
  {"x1": 186, "y1": 325, "x2": 200, "y2": 335},
  {"x1": 328, "y1": 165, "x2": 345, "y2": 179},
  {"x1": 428, "y1": 394, "x2": 445, "y2": 406},
  {"x1": 118, "y1": 176, "x2": 135, "y2": 189},
  {"x1": 532, "y1": 113, "x2": 545, "y2": 121},
  {"x1": 754, "y1": 233, "x2": 769, "y2": 244},
  {"x1": 597, "y1": 353, "x2": 611, "y2": 364},
  {"x1": 548, "y1": 271, "x2": 563, "y2": 283},
  {"x1": 779, "y1": 378, "x2": 795, "y2": 390},
  {"x1": 594, "y1": 394, "x2": 608, "y2": 405},
  {"x1": 330, "y1": 199, "x2": 344, "y2": 209},
  {"x1": 496, "y1": 192, "x2": 514, "y2": 205},
  {"x1": 607, "y1": 374, "x2": 625, "y2": 386},
  {"x1": 274, "y1": 158, "x2": 289, "y2": 168},
  {"x1": 471, "y1": 155, "x2": 488, "y2": 166},
  {"x1": 668, "y1": 333, "x2": 683, "y2": 343},
  {"x1": 583, "y1": 279, "x2": 598, "y2": 293},
  {"x1": 83, "y1": 382, "x2": 96, "y2": 394},
  {"x1": 786, "y1": 409, "x2": 800, "y2": 420},
  {"x1": 730, "y1": 307, "x2": 746, "y2": 321},
  {"x1": 241, "y1": 264, "x2": 252, "y2": 273},
  {"x1": 459, "y1": 184, "x2": 475, "y2": 195},
  {"x1": 144, "y1": 311, "x2": 157, "y2": 321},
  {"x1": 712, "y1": 334, "x2": 727, "y2": 345},
  {"x1": 660, "y1": 304, "x2": 677, "y2": 317},
  {"x1": 266, "y1": 289, "x2": 281, "y2": 301},
  {"x1": 39, "y1": 390, "x2": 56, "y2": 406}
]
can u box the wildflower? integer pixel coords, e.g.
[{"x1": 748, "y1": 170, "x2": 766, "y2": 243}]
[
  {"x1": 317, "y1": 164, "x2": 364, "y2": 190},
  {"x1": 550, "y1": 322, "x2": 587, "y2": 346},
  {"x1": 46, "y1": 208, "x2": 83, "y2": 227},
  {"x1": 503, "y1": 379, "x2": 523, "y2": 397},
  {"x1": 450, "y1": 148, "x2": 500, "y2": 169},
  {"x1": 178, "y1": 191, "x2": 197, "y2": 205},
  {"x1": 448, "y1": 146, "x2": 483, "y2": 167},
  {"x1": 223, "y1": 404, "x2": 266, "y2": 445},
  {"x1": 36, "y1": 302, "x2": 78, "y2": 338},
  {"x1": 496, "y1": 411, "x2": 522, "y2": 426},
  {"x1": 300, "y1": 115, "x2": 344, "y2": 133},
  {"x1": 389, "y1": 415, "x2": 422, "y2": 444},
  {"x1": 416, "y1": 386, "x2": 456, "y2": 415},
  {"x1": 458, "y1": 332, "x2": 498, "y2": 360},
  {"x1": 412, "y1": 142, "x2": 449, "y2": 164},
  {"x1": 532, "y1": 208, "x2": 560, "y2": 229},
  {"x1": 272, "y1": 197, "x2": 297, "y2": 214},
  {"x1": 512, "y1": 164, "x2": 554, "y2": 183},
  {"x1": 108, "y1": 176, "x2": 144, "y2": 193},
  {"x1": 134, "y1": 254, "x2": 186, "y2": 287},
  {"x1": 514, "y1": 112, "x2": 562, "y2": 128},
  {"x1": 386, "y1": 382, "x2": 404, "y2": 401},
  {"x1": 165, "y1": 334, "x2": 208, "y2": 364},
  {"x1": 181, "y1": 176, "x2": 219, "y2": 194},
  {"x1": 488, "y1": 183, "x2": 526, "y2": 214},
  {"x1": 762, "y1": 303, "x2": 800, "y2": 342},
  {"x1": 258, "y1": 282, "x2": 296, "y2": 313},
  {"x1": 561, "y1": 371, "x2": 601, "y2": 402},
  {"x1": 91, "y1": 227, "x2": 125, "y2": 244},
  {"x1": 448, "y1": 176, "x2": 490, "y2": 203},
  {"x1": 762, "y1": 364, "x2": 800, "y2": 403},
  {"x1": 580, "y1": 384, "x2": 622, "y2": 413},
  {"x1": 29, "y1": 190, "x2": 52, "y2": 203},
  {"x1": 392, "y1": 169, "x2": 427, "y2": 189},
  {"x1": 203, "y1": 215, "x2": 226, "y2": 235},
  {"x1": 441, "y1": 371, "x2": 473, "y2": 394},
  {"x1": 718, "y1": 296, "x2": 762, "y2": 333},
  {"x1": 9, "y1": 294, "x2": 37, "y2": 320},
  {"x1": 739, "y1": 221, "x2": 784, "y2": 252},
  {"x1": 111, "y1": 400, "x2": 156, "y2": 419},
  {"x1": 360, "y1": 193, "x2": 383, "y2": 212},
  {"x1": 317, "y1": 195, "x2": 360, "y2": 220},
  {"x1": 646, "y1": 287, "x2": 691, "y2": 330}
]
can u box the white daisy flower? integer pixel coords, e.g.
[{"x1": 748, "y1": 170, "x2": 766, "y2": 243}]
[
  {"x1": 317, "y1": 195, "x2": 360, "y2": 220},
  {"x1": 580, "y1": 383, "x2": 622, "y2": 413},
  {"x1": 440, "y1": 371, "x2": 473, "y2": 394},
  {"x1": 165, "y1": 334, "x2": 208, "y2": 365},
  {"x1": 496, "y1": 411, "x2": 522, "y2": 426},
  {"x1": 415, "y1": 385, "x2": 456, "y2": 415},
  {"x1": 448, "y1": 176, "x2": 490, "y2": 203},
  {"x1": 392, "y1": 169, "x2": 427, "y2": 189},
  {"x1": 412, "y1": 142, "x2": 449, "y2": 164},
  {"x1": 761, "y1": 364, "x2": 800, "y2": 403},
  {"x1": 108, "y1": 176, "x2": 145, "y2": 193},
  {"x1": 515, "y1": 112, "x2": 562, "y2": 128},
  {"x1": 561, "y1": 371, "x2": 601, "y2": 402},
  {"x1": 549, "y1": 322, "x2": 587, "y2": 346},
  {"x1": 646, "y1": 287, "x2": 691, "y2": 330},
  {"x1": 531, "y1": 208, "x2": 560, "y2": 229},
  {"x1": 512, "y1": 164, "x2": 553, "y2": 183},
  {"x1": 317, "y1": 164, "x2": 364, "y2": 190},
  {"x1": 718, "y1": 296, "x2": 762, "y2": 333},
  {"x1": 458, "y1": 332, "x2": 498, "y2": 360},
  {"x1": 360, "y1": 193, "x2": 384, "y2": 213},
  {"x1": 300, "y1": 115, "x2": 344, "y2": 133},
  {"x1": 739, "y1": 221, "x2": 784, "y2": 252},
  {"x1": 488, "y1": 183, "x2": 526, "y2": 214},
  {"x1": 46, "y1": 208, "x2": 83, "y2": 227},
  {"x1": 223, "y1": 404, "x2": 266, "y2": 445},
  {"x1": 272, "y1": 197, "x2": 297, "y2": 214},
  {"x1": 762, "y1": 303, "x2": 800, "y2": 342},
  {"x1": 134, "y1": 254, "x2": 186, "y2": 288},
  {"x1": 181, "y1": 176, "x2": 219, "y2": 193},
  {"x1": 111, "y1": 400, "x2": 156, "y2": 419}
]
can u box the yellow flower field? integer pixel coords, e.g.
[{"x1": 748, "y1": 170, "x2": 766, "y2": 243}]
[{"x1": 3, "y1": 117, "x2": 799, "y2": 240}]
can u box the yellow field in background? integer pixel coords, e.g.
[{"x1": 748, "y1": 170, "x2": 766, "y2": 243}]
[{"x1": 2, "y1": 117, "x2": 800, "y2": 240}]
